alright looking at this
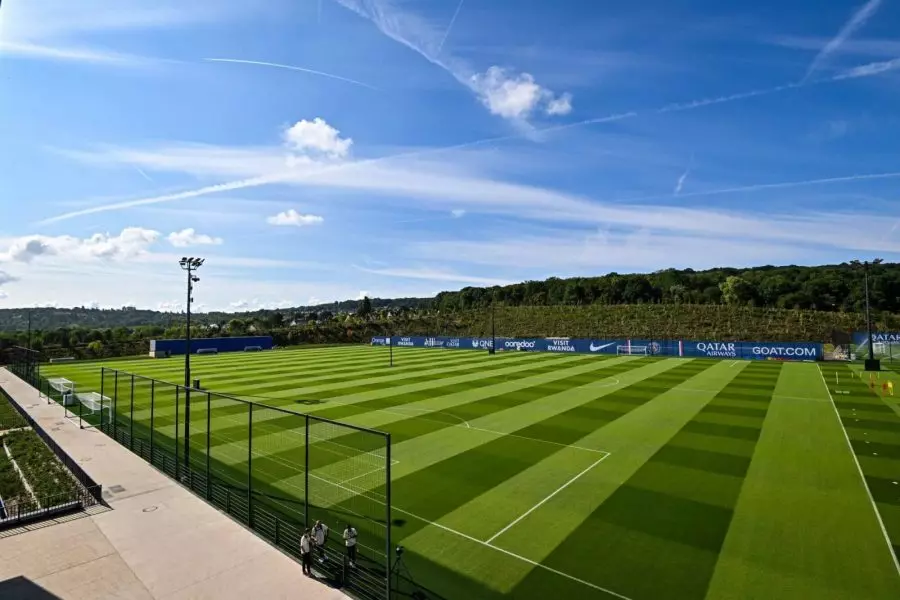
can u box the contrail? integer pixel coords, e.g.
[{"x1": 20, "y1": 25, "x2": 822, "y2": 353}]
[
  {"x1": 134, "y1": 166, "x2": 154, "y2": 183},
  {"x1": 803, "y1": 0, "x2": 882, "y2": 82},
  {"x1": 204, "y1": 58, "x2": 379, "y2": 90},
  {"x1": 39, "y1": 56, "x2": 900, "y2": 225},
  {"x1": 437, "y1": 0, "x2": 465, "y2": 54},
  {"x1": 674, "y1": 154, "x2": 694, "y2": 196}
]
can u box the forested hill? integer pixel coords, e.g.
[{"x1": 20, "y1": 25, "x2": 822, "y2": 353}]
[
  {"x1": 435, "y1": 262, "x2": 899, "y2": 313},
  {"x1": 0, "y1": 296, "x2": 427, "y2": 332},
  {"x1": 0, "y1": 262, "x2": 896, "y2": 333}
]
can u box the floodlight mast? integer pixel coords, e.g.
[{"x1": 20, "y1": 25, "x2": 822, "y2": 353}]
[
  {"x1": 179, "y1": 257, "x2": 204, "y2": 473},
  {"x1": 851, "y1": 258, "x2": 883, "y2": 370}
]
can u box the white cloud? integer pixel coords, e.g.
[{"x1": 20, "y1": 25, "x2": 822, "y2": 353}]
[
  {"x1": 204, "y1": 58, "x2": 378, "y2": 90},
  {"x1": 0, "y1": 0, "x2": 246, "y2": 66},
  {"x1": 356, "y1": 266, "x2": 512, "y2": 286},
  {"x1": 803, "y1": 0, "x2": 883, "y2": 81},
  {"x1": 471, "y1": 67, "x2": 572, "y2": 120},
  {"x1": 307, "y1": 296, "x2": 323, "y2": 306},
  {"x1": 167, "y1": 228, "x2": 224, "y2": 247},
  {"x1": 0, "y1": 291, "x2": 7, "y2": 300},
  {"x1": 283, "y1": 118, "x2": 353, "y2": 158},
  {"x1": 546, "y1": 93, "x2": 573, "y2": 116},
  {"x1": 0, "y1": 228, "x2": 161, "y2": 263},
  {"x1": 267, "y1": 210, "x2": 325, "y2": 227},
  {"x1": 88, "y1": 301, "x2": 101, "y2": 309},
  {"x1": 355, "y1": 291, "x2": 370, "y2": 300},
  {"x1": 451, "y1": 209, "x2": 466, "y2": 218},
  {"x1": 229, "y1": 298, "x2": 294, "y2": 311},
  {"x1": 330, "y1": 0, "x2": 572, "y2": 123}
]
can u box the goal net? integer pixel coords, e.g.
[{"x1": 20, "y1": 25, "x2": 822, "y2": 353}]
[
  {"x1": 73, "y1": 392, "x2": 112, "y2": 427},
  {"x1": 46, "y1": 377, "x2": 75, "y2": 405},
  {"x1": 617, "y1": 345, "x2": 649, "y2": 356}
]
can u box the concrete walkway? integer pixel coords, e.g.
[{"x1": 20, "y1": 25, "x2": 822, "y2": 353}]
[{"x1": 0, "y1": 368, "x2": 349, "y2": 600}]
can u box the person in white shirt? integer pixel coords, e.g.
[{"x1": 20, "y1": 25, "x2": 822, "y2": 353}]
[
  {"x1": 300, "y1": 529, "x2": 312, "y2": 576},
  {"x1": 343, "y1": 524, "x2": 358, "y2": 567},
  {"x1": 313, "y1": 520, "x2": 329, "y2": 563}
]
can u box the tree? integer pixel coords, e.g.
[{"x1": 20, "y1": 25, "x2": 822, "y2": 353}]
[
  {"x1": 356, "y1": 296, "x2": 373, "y2": 320},
  {"x1": 719, "y1": 275, "x2": 754, "y2": 306}
]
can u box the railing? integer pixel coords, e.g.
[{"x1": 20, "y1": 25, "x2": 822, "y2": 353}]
[
  {"x1": 0, "y1": 385, "x2": 103, "y2": 529},
  {"x1": 94, "y1": 367, "x2": 392, "y2": 600}
]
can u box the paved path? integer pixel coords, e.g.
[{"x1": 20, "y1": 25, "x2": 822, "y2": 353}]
[{"x1": 0, "y1": 368, "x2": 349, "y2": 600}]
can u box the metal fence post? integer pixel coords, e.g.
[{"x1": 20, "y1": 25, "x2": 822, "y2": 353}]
[
  {"x1": 130, "y1": 374, "x2": 135, "y2": 451},
  {"x1": 247, "y1": 403, "x2": 253, "y2": 527},
  {"x1": 78, "y1": 383, "x2": 83, "y2": 429},
  {"x1": 386, "y1": 432, "x2": 392, "y2": 600},
  {"x1": 304, "y1": 414, "x2": 310, "y2": 530},
  {"x1": 175, "y1": 386, "x2": 180, "y2": 479},
  {"x1": 206, "y1": 392, "x2": 211, "y2": 500},
  {"x1": 150, "y1": 380, "x2": 155, "y2": 463},
  {"x1": 113, "y1": 371, "x2": 119, "y2": 439},
  {"x1": 100, "y1": 369, "x2": 106, "y2": 430}
]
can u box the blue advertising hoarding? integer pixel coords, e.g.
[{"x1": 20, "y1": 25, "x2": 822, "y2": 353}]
[
  {"x1": 371, "y1": 336, "x2": 821, "y2": 361},
  {"x1": 151, "y1": 335, "x2": 274, "y2": 356}
]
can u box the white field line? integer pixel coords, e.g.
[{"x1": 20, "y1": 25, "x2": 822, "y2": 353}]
[
  {"x1": 3, "y1": 439, "x2": 41, "y2": 509},
  {"x1": 207, "y1": 430, "x2": 626, "y2": 597},
  {"x1": 729, "y1": 360, "x2": 739, "y2": 367},
  {"x1": 249, "y1": 441, "x2": 628, "y2": 599},
  {"x1": 466, "y1": 425, "x2": 609, "y2": 454},
  {"x1": 392, "y1": 504, "x2": 634, "y2": 600},
  {"x1": 816, "y1": 364, "x2": 900, "y2": 577},
  {"x1": 485, "y1": 452, "x2": 611, "y2": 544}
]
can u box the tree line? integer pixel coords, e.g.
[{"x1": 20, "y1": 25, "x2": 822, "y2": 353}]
[{"x1": 434, "y1": 262, "x2": 899, "y2": 313}]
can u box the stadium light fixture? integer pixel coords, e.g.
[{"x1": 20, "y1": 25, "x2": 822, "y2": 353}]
[{"x1": 179, "y1": 256, "x2": 205, "y2": 472}]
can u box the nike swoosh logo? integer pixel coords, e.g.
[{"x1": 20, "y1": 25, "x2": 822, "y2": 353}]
[{"x1": 590, "y1": 342, "x2": 616, "y2": 352}]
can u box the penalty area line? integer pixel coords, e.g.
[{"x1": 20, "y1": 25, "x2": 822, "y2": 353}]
[
  {"x1": 393, "y1": 503, "x2": 633, "y2": 600},
  {"x1": 485, "y1": 453, "x2": 611, "y2": 544}
]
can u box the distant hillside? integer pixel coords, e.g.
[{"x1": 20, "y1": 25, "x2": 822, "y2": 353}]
[{"x1": 0, "y1": 297, "x2": 429, "y2": 332}]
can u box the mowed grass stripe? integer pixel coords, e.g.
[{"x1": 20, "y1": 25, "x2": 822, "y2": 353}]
[
  {"x1": 45, "y1": 346, "x2": 523, "y2": 402},
  {"x1": 148, "y1": 354, "x2": 612, "y2": 444},
  {"x1": 98, "y1": 346, "x2": 568, "y2": 437},
  {"x1": 385, "y1": 360, "x2": 713, "y2": 546},
  {"x1": 706, "y1": 362, "x2": 900, "y2": 600},
  {"x1": 241, "y1": 357, "x2": 656, "y2": 477},
  {"x1": 196, "y1": 356, "x2": 643, "y2": 479},
  {"x1": 459, "y1": 360, "x2": 743, "y2": 597},
  {"x1": 512, "y1": 362, "x2": 782, "y2": 600},
  {"x1": 822, "y1": 363, "x2": 900, "y2": 567},
  {"x1": 234, "y1": 358, "x2": 685, "y2": 518}
]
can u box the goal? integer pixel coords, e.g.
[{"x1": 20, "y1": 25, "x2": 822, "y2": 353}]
[
  {"x1": 74, "y1": 392, "x2": 112, "y2": 425},
  {"x1": 46, "y1": 377, "x2": 75, "y2": 404},
  {"x1": 617, "y1": 345, "x2": 649, "y2": 356}
]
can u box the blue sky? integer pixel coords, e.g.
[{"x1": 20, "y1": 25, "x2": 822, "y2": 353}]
[{"x1": 1, "y1": 0, "x2": 900, "y2": 311}]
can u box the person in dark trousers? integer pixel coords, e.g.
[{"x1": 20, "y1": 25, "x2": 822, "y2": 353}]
[
  {"x1": 300, "y1": 528, "x2": 313, "y2": 576},
  {"x1": 343, "y1": 523, "x2": 358, "y2": 567},
  {"x1": 313, "y1": 520, "x2": 329, "y2": 563}
]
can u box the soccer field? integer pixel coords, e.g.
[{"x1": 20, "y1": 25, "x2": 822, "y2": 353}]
[{"x1": 43, "y1": 346, "x2": 900, "y2": 600}]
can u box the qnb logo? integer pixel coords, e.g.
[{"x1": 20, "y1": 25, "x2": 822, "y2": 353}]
[
  {"x1": 472, "y1": 339, "x2": 492, "y2": 349},
  {"x1": 752, "y1": 346, "x2": 817, "y2": 357},
  {"x1": 505, "y1": 340, "x2": 536, "y2": 349}
]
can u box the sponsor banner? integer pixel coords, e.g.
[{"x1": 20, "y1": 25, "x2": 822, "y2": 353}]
[
  {"x1": 852, "y1": 331, "x2": 900, "y2": 346},
  {"x1": 368, "y1": 337, "x2": 821, "y2": 361}
]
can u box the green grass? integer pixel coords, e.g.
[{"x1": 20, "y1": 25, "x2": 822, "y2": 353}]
[{"x1": 42, "y1": 346, "x2": 900, "y2": 600}]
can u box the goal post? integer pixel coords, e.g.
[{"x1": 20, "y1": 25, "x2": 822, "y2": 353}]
[
  {"x1": 74, "y1": 392, "x2": 113, "y2": 427},
  {"x1": 617, "y1": 345, "x2": 649, "y2": 356}
]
